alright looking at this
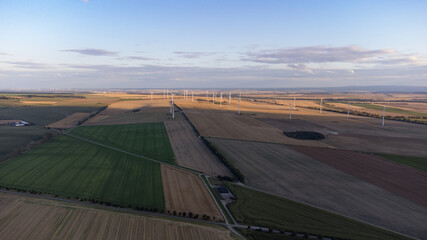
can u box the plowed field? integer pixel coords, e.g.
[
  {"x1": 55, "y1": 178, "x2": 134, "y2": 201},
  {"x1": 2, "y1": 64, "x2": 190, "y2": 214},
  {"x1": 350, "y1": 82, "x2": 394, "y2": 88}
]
[
  {"x1": 291, "y1": 146, "x2": 427, "y2": 206},
  {"x1": 208, "y1": 138, "x2": 427, "y2": 239}
]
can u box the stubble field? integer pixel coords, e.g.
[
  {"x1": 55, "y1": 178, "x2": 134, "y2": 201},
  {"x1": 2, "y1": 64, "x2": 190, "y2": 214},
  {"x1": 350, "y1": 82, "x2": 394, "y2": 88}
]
[
  {"x1": 208, "y1": 138, "x2": 427, "y2": 239},
  {"x1": 47, "y1": 112, "x2": 92, "y2": 128},
  {"x1": 161, "y1": 165, "x2": 223, "y2": 221},
  {"x1": 0, "y1": 192, "x2": 234, "y2": 240},
  {"x1": 164, "y1": 115, "x2": 232, "y2": 177}
]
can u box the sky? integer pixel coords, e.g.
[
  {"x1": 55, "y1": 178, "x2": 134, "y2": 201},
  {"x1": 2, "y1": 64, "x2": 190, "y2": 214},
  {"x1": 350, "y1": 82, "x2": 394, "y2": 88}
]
[{"x1": 1, "y1": 0, "x2": 427, "y2": 89}]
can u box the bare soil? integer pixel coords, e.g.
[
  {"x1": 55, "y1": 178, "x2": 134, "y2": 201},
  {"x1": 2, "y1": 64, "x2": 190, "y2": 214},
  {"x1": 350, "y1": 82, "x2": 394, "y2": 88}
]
[
  {"x1": 83, "y1": 100, "x2": 175, "y2": 125},
  {"x1": 160, "y1": 165, "x2": 223, "y2": 221},
  {"x1": 207, "y1": 137, "x2": 427, "y2": 239},
  {"x1": 291, "y1": 146, "x2": 427, "y2": 206},
  {"x1": 179, "y1": 106, "x2": 330, "y2": 147}
]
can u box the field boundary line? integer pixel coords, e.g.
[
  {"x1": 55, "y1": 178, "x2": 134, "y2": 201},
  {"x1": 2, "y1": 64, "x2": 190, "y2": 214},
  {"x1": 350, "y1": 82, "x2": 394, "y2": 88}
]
[
  {"x1": 64, "y1": 132, "x2": 202, "y2": 175},
  {"x1": 0, "y1": 189, "x2": 233, "y2": 227},
  {"x1": 230, "y1": 183, "x2": 418, "y2": 240}
]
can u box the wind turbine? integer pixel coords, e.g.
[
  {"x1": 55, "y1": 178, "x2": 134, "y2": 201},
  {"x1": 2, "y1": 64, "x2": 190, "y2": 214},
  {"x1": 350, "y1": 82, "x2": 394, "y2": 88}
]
[
  {"x1": 220, "y1": 92, "x2": 222, "y2": 108},
  {"x1": 293, "y1": 97, "x2": 296, "y2": 110},
  {"x1": 289, "y1": 102, "x2": 292, "y2": 120},
  {"x1": 172, "y1": 93, "x2": 175, "y2": 119},
  {"x1": 238, "y1": 92, "x2": 241, "y2": 115},
  {"x1": 320, "y1": 98, "x2": 323, "y2": 114},
  {"x1": 192, "y1": 92, "x2": 194, "y2": 102},
  {"x1": 212, "y1": 92, "x2": 215, "y2": 105},
  {"x1": 150, "y1": 92, "x2": 153, "y2": 102},
  {"x1": 163, "y1": 89, "x2": 165, "y2": 99}
]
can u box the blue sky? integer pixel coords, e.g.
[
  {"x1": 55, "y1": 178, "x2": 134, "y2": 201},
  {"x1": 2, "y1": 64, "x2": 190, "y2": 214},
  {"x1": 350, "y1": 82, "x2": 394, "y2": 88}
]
[{"x1": 1, "y1": 0, "x2": 426, "y2": 89}]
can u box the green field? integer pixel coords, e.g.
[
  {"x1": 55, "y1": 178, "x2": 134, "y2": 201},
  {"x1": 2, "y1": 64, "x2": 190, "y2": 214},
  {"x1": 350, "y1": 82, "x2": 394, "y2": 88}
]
[
  {"x1": 226, "y1": 184, "x2": 409, "y2": 240},
  {"x1": 351, "y1": 103, "x2": 427, "y2": 118},
  {"x1": 70, "y1": 123, "x2": 176, "y2": 164},
  {"x1": 378, "y1": 153, "x2": 427, "y2": 172},
  {"x1": 0, "y1": 126, "x2": 53, "y2": 161},
  {"x1": 0, "y1": 106, "x2": 101, "y2": 125},
  {"x1": 0, "y1": 135, "x2": 165, "y2": 210}
]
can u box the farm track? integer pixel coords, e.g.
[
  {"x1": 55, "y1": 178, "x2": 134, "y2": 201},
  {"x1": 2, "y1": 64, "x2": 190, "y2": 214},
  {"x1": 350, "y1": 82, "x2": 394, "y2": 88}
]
[{"x1": 207, "y1": 138, "x2": 427, "y2": 239}]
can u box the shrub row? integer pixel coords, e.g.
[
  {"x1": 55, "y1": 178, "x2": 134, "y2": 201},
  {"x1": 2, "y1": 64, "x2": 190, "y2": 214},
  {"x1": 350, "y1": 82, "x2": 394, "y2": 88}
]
[{"x1": 200, "y1": 136, "x2": 245, "y2": 183}]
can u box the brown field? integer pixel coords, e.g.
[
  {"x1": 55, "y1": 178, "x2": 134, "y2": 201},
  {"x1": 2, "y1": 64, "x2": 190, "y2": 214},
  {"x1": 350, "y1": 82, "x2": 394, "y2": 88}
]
[
  {"x1": 176, "y1": 101, "x2": 330, "y2": 147},
  {"x1": 164, "y1": 114, "x2": 232, "y2": 177},
  {"x1": 291, "y1": 146, "x2": 427, "y2": 206},
  {"x1": 0, "y1": 192, "x2": 233, "y2": 240},
  {"x1": 47, "y1": 112, "x2": 92, "y2": 128},
  {"x1": 161, "y1": 165, "x2": 223, "y2": 221},
  {"x1": 387, "y1": 102, "x2": 427, "y2": 113},
  {"x1": 253, "y1": 105, "x2": 427, "y2": 157},
  {"x1": 83, "y1": 99, "x2": 175, "y2": 125},
  {"x1": 207, "y1": 137, "x2": 427, "y2": 239},
  {"x1": 21, "y1": 101, "x2": 57, "y2": 105}
]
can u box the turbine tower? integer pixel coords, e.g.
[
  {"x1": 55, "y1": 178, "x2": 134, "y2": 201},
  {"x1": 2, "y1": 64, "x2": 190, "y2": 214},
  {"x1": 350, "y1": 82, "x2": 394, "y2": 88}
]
[
  {"x1": 150, "y1": 92, "x2": 153, "y2": 102},
  {"x1": 220, "y1": 93, "x2": 223, "y2": 108},
  {"x1": 238, "y1": 92, "x2": 241, "y2": 115},
  {"x1": 293, "y1": 97, "x2": 296, "y2": 110},
  {"x1": 172, "y1": 93, "x2": 175, "y2": 119},
  {"x1": 192, "y1": 92, "x2": 194, "y2": 102},
  {"x1": 212, "y1": 92, "x2": 215, "y2": 105},
  {"x1": 320, "y1": 98, "x2": 323, "y2": 114},
  {"x1": 289, "y1": 102, "x2": 292, "y2": 120}
]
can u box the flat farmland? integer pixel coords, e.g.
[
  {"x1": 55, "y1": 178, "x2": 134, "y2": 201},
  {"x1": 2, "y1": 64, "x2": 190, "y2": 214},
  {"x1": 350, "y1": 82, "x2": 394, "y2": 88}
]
[
  {"x1": 47, "y1": 112, "x2": 92, "y2": 128},
  {"x1": 208, "y1": 138, "x2": 427, "y2": 239},
  {"x1": 183, "y1": 110, "x2": 330, "y2": 147},
  {"x1": 0, "y1": 192, "x2": 234, "y2": 240},
  {"x1": 164, "y1": 116, "x2": 232, "y2": 177},
  {"x1": 0, "y1": 135, "x2": 164, "y2": 210},
  {"x1": 70, "y1": 123, "x2": 176, "y2": 164},
  {"x1": 84, "y1": 100, "x2": 174, "y2": 125},
  {"x1": 0, "y1": 125, "x2": 53, "y2": 161},
  {"x1": 291, "y1": 146, "x2": 427, "y2": 206},
  {"x1": 161, "y1": 165, "x2": 223, "y2": 221},
  {"x1": 0, "y1": 106, "x2": 101, "y2": 126},
  {"x1": 227, "y1": 184, "x2": 410, "y2": 240}
]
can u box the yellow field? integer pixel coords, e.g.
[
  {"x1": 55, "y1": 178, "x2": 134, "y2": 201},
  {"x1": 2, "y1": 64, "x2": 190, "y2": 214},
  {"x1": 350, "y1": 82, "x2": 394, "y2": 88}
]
[
  {"x1": 83, "y1": 99, "x2": 174, "y2": 125},
  {"x1": 47, "y1": 112, "x2": 92, "y2": 128},
  {"x1": 0, "y1": 192, "x2": 234, "y2": 240},
  {"x1": 161, "y1": 165, "x2": 223, "y2": 221}
]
